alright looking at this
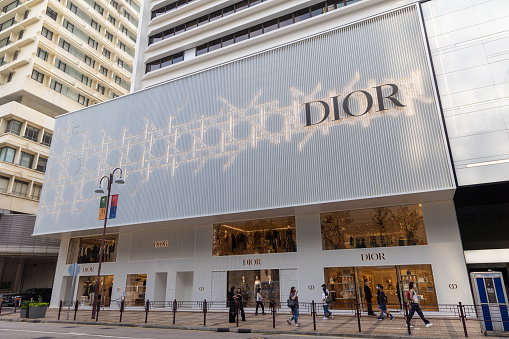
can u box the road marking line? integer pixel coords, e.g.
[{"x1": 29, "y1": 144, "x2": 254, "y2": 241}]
[{"x1": 0, "y1": 328, "x2": 155, "y2": 339}]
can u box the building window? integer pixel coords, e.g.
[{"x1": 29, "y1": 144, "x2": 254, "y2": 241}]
[
  {"x1": 41, "y1": 27, "x2": 53, "y2": 40},
  {"x1": 64, "y1": 20, "x2": 74, "y2": 32},
  {"x1": 19, "y1": 151, "x2": 34, "y2": 168},
  {"x1": 119, "y1": 42, "x2": 126, "y2": 51},
  {"x1": 6, "y1": 72, "x2": 13, "y2": 83},
  {"x1": 320, "y1": 204, "x2": 428, "y2": 251},
  {"x1": 94, "y1": 2, "x2": 104, "y2": 15},
  {"x1": 55, "y1": 59, "x2": 66, "y2": 72},
  {"x1": 0, "y1": 176, "x2": 9, "y2": 193},
  {"x1": 12, "y1": 50, "x2": 18, "y2": 61},
  {"x1": 90, "y1": 20, "x2": 100, "y2": 32},
  {"x1": 102, "y1": 48, "x2": 110, "y2": 59},
  {"x1": 84, "y1": 55, "x2": 94, "y2": 67},
  {"x1": 108, "y1": 15, "x2": 115, "y2": 25},
  {"x1": 23, "y1": 9, "x2": 28, "y2": 19},
  {"x1": 61, "y1": 40, "x2": 70, "y2": 52},
  {"x1": 24, "y1": 125, "x2": 39, "y2": 142},
  {"x1": 31, "y1": 184, "x2": 42, "y2": 200},
  {"x1": 113, "y1": 74, "x2": 121, "y2": 85},
  {"x1": 213, "y1": 217, "x2": 296, "y2": 256},
  {"x1": 227, "y1": 270, "x2": 280, "y2": 305},
  {"x1": 69, "y1": 3, "x2": 77, "y2": 14},
  {"x1": 97, "y1": 84, "x2": 105, "y2": 95},
  {"x1": 31, "y1": 69, "x2": 44, "y2": 83},
  {"x1": 145, "y1": 52, "x2": 184, "y2": 73},
  {"x1": 50, "y1": 80, "x2": 62, "y2": 93},
  {"x1": 67, "y1": 234, "x2": 118, "y2": 264},
  {"x1": 5, "y1": 119, "x2": 21, "y2": 135},
  {"x1": 110, "y1": 0, "x2": 118, "y2": 9},
  {"x1": 18, "y1": 30, "x2": 23, "y2": 39},
  {"x1": 3, "y1": 1, "x2": 20, "y2": 14},
  {"x1": 46, "y1": 7, "x2": 57, "y2": 20},
  {"x1": 0, "y1": 146, "x2": 16, "y2": 163},
  {"x1": 99, "y1": 65, "x2": 108, "y2": 76},
  {"x1": 12, "y1": 179, "x2": 28, "y2": 197},
  {"x1": 125, "y1": 274, "x2": 146, "y2": 305},
  {"x1": 81, "y1": 74, "x2": 89, "y2": 86},
  {"x1": 36, "y1": 47, "x2": 48, "y2": 61},
  {"x1": 105, "y1": 31, "x2": 113, "y2": 41},
  {"x1": 88, "y1": 37, "x2": 97, "y2": 49},
  {"x1": 41, "y1": 132, "x2": 52, "y2": 147},
  {"x1": 78, "y1": 94, "x2": 88, "y2": 106},
  {"x1": 36, "y1": 156, "x2": 47, "y2": 172}
]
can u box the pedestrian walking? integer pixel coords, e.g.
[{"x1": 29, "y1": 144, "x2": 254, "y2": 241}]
[
  {"x1": 287, "y1": 286, "x2": 300, "y2": 327},
  {"x1": 228, "y1": 286, "x2": 236, "y2": 323},
  {"x1": 376, "y1": 284, "x2": 394, "y2": 321},
  {"x1": 321, "y1": 284, "x2": 333, "y2": 319},
  {"x1": 235, "y1": 288, "x2": 246, "y2": 321},
  {"x1": 255, "y1": 287, "x2": 265, "y2": 315},
  {"x1": 364, "y1": 280, "x2": 376, "y2": 315},
  {"x1": 407, "y1": 282, "x2": 432, "y2": 328}
]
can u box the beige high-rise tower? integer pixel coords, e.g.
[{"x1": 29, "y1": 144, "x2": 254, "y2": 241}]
[{"x1": 0, "y1": 0, "x2": 139, "y2": 295}]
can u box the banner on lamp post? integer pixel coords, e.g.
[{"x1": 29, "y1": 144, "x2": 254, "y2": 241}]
[
  {"x1": 99, "y1": 196, "x2": 107, "y2": 220},
  {"x1": 109, "y1": 194, "x2": 118, "y2": 219}
]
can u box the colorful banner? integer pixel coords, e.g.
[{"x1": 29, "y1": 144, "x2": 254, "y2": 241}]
[
  {"x1": 109, "y1": 194, "x2": 118, "y2": 219},
  {"x1": 99, "y1": 196, "x2": 107, "y2": 220}
]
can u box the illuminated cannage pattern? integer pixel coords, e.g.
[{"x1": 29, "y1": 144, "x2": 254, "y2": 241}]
[{"x1": 39, "y1": 71, "x2": 433, "y2": 222}]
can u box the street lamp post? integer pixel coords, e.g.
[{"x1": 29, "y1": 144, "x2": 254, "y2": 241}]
[{"x1": 91, "y1": 167, "x2": 124, "y2": 319}]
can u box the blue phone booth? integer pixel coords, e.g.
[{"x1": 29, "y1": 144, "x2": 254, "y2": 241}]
[{"x1": 470, "y1": 272, "x2": 509, "y2": 333}]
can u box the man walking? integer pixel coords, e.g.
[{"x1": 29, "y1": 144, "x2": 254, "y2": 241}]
[
  {"x1": 407, "y1": 282, "x2": 432, "y2": 328},
  {"x1": 364, "y1": 280, "x2": 376, "y2": 316},
  {"x1": 376, "y1": 284, "x2": 394, "y2": 321}
]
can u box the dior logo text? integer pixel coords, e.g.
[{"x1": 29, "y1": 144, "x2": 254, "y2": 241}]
[
  {"x1": 243, "y1": 259, "x2": 261, "y2": 266},
  {"x1": 303, "y1": 84, "x2": 405, "y2": 127},
  {"x1": 361, "y1": 253, "x2": 386, "y2": 261},
  {"x1": 154, "y1": 240, "x2": 168, "y2": 248}
]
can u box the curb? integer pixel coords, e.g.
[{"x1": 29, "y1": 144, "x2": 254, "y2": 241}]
[{"x1": 0, "y1": 317, "x2": 442, "y2": 339}]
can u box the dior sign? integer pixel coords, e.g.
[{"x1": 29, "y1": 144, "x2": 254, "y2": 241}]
[{"x1": 304, "y1": 84, "x2": 405, "y2": 126}]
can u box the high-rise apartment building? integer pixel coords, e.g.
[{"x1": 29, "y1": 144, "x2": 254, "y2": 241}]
[{"x1": 0, "y1": 0, "x2": 139, "y2": 295}]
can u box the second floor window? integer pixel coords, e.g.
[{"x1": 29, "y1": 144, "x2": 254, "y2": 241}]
[
  {"x1": 5, "y1": 119, "x2": 21, "y2": 135},
  {"x1": 19, "y1": 151, "x2": 34, "y2": 168},
  {"x1": 24, "y1": 125, "x2": 39, "y2": 142},
  {"x1": 0, "y1": 146, "x2": 15, "y2": 163}
]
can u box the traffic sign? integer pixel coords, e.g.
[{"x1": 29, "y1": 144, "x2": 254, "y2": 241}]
[{"x1": 68, "y1": 263, "x2": 81, "y2": 276}]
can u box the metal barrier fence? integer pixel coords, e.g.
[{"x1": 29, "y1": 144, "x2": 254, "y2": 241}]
[{"x1": 54, "y1": 299, "x2": 509, "y2": 337}]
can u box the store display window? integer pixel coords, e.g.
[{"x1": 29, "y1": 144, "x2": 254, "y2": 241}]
[
  {"x1": 321, "y1": 204, "x2": 427, "y2": 250},
  {"x1": 76, "y1": 275, "x2": 114, "y2": 306},
  {"x1": 66, "y1": 234, "x2": 118, "y2": 264},
  {"x1": 324, "y1": 264, "x2": 437, "y2": 310},
  {"x1": 227, "y1": 269, "x2": 280, "y2": 306},
  {"x1": 213, "y1": 217, "x2": 296, "y2": 256},
  {"x1": 125, "y1": 274, "x2": 147, "y2": 306}
]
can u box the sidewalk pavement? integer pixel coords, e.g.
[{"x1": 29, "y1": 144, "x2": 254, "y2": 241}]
[{"x1": 0, "y1": 306, "x2": 500, "y2": 338}]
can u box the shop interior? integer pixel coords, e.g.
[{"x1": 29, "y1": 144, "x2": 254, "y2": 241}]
[
  {"x1": 324, "y1": 264, "x2": 437, "y2": 311},
  {"x1": 67, "y1": 234, "x2": 118, "y2": 264},
  {"x1": 125, "y1": 274, "x2": 147, "y2": 306},
  {"x1": 227, "y1": 269, "x2": 280, "y2": 306},
  {"x1": 213, "y1": 217, "x2": 297, "y2": 256},
  {"x1": 76, "y1": 275, "x2": 114, "y2": 307}
]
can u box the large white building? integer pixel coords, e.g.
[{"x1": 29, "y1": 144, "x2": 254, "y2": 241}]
[
  {"x1": 34, "y1": 0, "x2": 509, "y2": 311},
  {"x1": 0, "y1": 0, "x2": 140, "y2": 295}
]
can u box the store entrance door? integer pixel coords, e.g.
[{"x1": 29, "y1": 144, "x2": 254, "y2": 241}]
[
  {"x1": 358, "y1": 266, "x2": 400, "y2": 312},
  {"x1": 76, "y1": 275, "x2": 114, "y2": 307},
  {"x1": 176, "y1": 272, "x2": 194, "y2": 308}
]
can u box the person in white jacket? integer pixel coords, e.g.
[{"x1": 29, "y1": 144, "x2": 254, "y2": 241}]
[{"x1": 321, "y1": 284, "x2": 333, "y2": 319}]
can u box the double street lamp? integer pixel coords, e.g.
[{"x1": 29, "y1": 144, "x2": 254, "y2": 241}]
[{"x1": 91, "y1": 167, "x2": 124, "y2": 319}]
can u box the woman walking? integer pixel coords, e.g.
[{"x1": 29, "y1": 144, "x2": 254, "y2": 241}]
[
  {"x1": 287, "y1": 287, "x2": 300, "y2": 327},
  {"x1": 255, "y1": 287, "x2": 265, "y2": 315},
  {"x1": 407, "y1": 282, "x2": 432, "y2": 328}
]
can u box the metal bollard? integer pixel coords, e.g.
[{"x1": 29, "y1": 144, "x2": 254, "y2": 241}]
[
  {"x1": 0, "y1": 298, "x2": 4, "y2": 315},
  {"x1": 203, "y1": 300, "x2": 207, "y2": 326},
  {"x1": 172, "y1": 299, "x2": 177, "y2": 325},
  {"x1": 236, "y1": 300, "x2": 239, "y2": 327},
  {"x1": 311, "y1": 300, "x2": 316, "y2": 331},
  {"x1": 145, "y1": 300, "x2": 150, "y2": 323},
  {"x1": 270, "y1": 300, "x2": 276, "y2": 329},
  {"x1": 355, "y1": 302, "x2": 361, "y2": 332},
  {"x1": 58, "y1": 300, "x2": 63, "y2": 320},
  {"x1": 459, "y1": 302, "x2": 468, "y2": 337},
  {"x1": 13, "y1": 298, "x2": 17, "y2": 313},
  {"x1": 404, "y1": 303, "x2": 411, "y2": 335},
  {"x1": 74, "y1": 300, "x2": 79, "y2": 320},
  {"x1": 119, "y1": 300, "x2": 125, "y2": 323}
]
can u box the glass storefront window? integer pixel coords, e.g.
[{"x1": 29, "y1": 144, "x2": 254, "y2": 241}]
[
  {"x1": 227, "y1": 269, "x2": 279, "y2": 305},
  {"x1": 213, "y1": 217, "x2": 296, "y2": 256},
  {"x1": 323, "y1": 264, "x2": 438, "y2": 310},
  {"x1": 321, "y1": 204, "x2": 427, "y2": 250},
  {"x1": 76, "y1": 275, "x2": 114, "y2": 306},
  {"x1": 66, "y1": 234, "x2": 118, "y2": 264},
  {"x1": 125, "y1": 274, "x2": 147, "y2": 306}
]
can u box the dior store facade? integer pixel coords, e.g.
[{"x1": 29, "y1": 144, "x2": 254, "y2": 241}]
[{"x1": 35, "y1": 4, "x2": 473, "y2": 309}]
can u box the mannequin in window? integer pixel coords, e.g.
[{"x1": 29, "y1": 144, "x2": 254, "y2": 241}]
[{"x1": 254, "y1": 275, "x2": 261, "y2": 292}]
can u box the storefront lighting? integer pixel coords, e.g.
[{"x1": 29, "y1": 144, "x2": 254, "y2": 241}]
[{"x1": 466, "y1": 158, "x2": 509, "y2": 168}]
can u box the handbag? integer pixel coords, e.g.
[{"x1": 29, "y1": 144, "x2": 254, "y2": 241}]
[
  {"x1": 325, "y1": 296, "x2": 333, "y2": 304},
  {"x1": 287, "y1": 298, "x2": 295, "y2": 308}
]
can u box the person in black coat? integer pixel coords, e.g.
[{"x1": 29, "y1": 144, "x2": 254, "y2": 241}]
[
  {"x1": 235, "y1": 288, "x2": 246, "y2": 321},
  {"x1": 364, "y1": 280, "x2": 376, "y2": 315},
  {"x1": 228, "y1": 286, "x2": 236, "y2": 323}
]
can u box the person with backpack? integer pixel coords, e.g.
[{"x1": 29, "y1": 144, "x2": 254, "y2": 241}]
[
  {"x1": 255, "y1": 287, "x2": 265, "y2": 315},
  {"x1": 376, "y1": 284, "x2": 394, "y2": 321},
  {"x1": 406, "y1": 282, "x2": 432, "y2": 328},
  {"x1": 321, "y1": 284, "x2": 333, "y2": 319},
  {"x1": 287, "y1": 287, "x2": 300, "y2": 327}
]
